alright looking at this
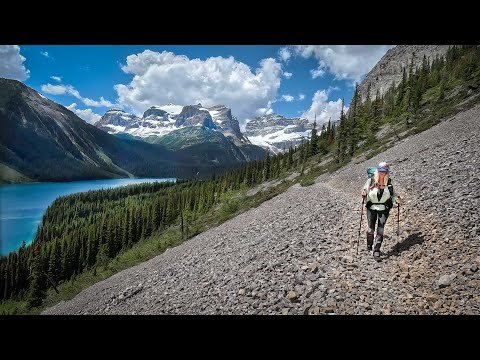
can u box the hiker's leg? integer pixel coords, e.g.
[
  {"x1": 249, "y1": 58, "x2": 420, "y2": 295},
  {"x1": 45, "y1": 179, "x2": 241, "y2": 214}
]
[
  {"x1": 366, "y1": 208, "x2": 376, "y2": 250},
  {"x1": 374, "y1": 210, "x2": 390, "y2": 250}
]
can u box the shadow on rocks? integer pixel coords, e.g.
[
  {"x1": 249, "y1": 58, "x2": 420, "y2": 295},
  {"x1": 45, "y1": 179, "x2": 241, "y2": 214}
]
[{"x1": 384, "y1": 232, "x2": 426, "y2": 258}]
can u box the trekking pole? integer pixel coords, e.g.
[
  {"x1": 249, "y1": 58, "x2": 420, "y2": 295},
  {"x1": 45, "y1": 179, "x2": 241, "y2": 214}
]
[
  {"x1": 356, "y1": 197, "x2": 365, "y2": 255},
  {"x1": 397, "y1": 202, "x2": 400, "y2": 242}
]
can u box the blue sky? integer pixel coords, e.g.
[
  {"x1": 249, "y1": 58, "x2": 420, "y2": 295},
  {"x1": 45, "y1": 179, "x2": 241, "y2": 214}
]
[{"x1": 1, "y1": 45, "x2": 392, "y2": 128}]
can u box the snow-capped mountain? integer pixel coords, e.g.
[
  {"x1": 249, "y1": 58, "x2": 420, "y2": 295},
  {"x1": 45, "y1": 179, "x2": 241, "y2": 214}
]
[
  {"x1": 244, "y1": 114, "x2": 313, "y2": 154},
  {"x1": 95, "y1": 103, "x2": 250, "y2": 145}
]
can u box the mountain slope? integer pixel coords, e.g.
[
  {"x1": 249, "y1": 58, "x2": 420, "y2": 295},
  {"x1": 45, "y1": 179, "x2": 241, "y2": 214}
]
[
  {"x1": 43, "y1": 103, "x2": 480, "y2": 315},
  {"x1": 95, "y1": 103, "x2": 265, "y2": 163},
  {"x1": 0, "y1": 78, "x2": 242, "y2": 183},
  {"x1": 95, "y1": 104, "x2": 250, "y2": 144},
  {"x1": 358, "y1": 45, "x2": 451, "y2": 101},
  {"x1": 156, "y1": 126, "x2": 265, "y2": 166},
  {"x1": 244, "y1": 113, "x2": 312, "y2": 154}
]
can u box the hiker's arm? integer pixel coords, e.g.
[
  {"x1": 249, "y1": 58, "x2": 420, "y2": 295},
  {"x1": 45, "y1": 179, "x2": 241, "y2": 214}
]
[
  {"x1": 390, "y1": 182, "x2": 401, "y2": 204},
  {"x1": 361, "y1": 179, "x2": 370, "y2": 198}
]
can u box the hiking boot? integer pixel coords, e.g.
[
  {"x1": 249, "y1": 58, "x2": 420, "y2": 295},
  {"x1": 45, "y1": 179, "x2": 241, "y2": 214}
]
[
  {"x1": 373, "y1": 237, "x2": 382, "y2": 262},
  {"x1": 366, "y1": 233, "x2": 374, "y2": 251}
]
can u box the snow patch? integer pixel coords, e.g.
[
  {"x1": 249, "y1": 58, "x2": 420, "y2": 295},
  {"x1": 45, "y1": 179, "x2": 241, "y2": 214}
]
[
  {"x1": 158, "y1": 104, "x2": 183, "y2": 115},
  {"x1": 105, "y1": 124, "x2": 126, "y2": 133}
]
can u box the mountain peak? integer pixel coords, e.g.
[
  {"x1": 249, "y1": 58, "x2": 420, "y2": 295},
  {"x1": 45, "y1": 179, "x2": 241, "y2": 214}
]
[
  {"x1": 96, "y1": 103, "x2": 246, "y2": 145},
  {"x1": 358, "y1": 45, "x2": 451, "y2": 101},
  {"x1": 245, "y1": 113, "x2": 312, "y2": 154}
]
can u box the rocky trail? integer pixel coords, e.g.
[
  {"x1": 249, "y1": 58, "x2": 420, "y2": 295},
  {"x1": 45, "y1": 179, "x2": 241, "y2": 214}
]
[{"x1": 43, "y1": 105, "x2": 480, "y2": 315}]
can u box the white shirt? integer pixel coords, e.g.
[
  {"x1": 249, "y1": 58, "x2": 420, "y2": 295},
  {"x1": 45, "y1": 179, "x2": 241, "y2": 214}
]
[{"x1": 363, "y1": 178, "x2": 396, "y2": 211}]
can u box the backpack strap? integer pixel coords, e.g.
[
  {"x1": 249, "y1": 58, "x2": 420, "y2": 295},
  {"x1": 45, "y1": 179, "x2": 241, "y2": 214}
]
[{"x1": 387, "y1": 178, "x2": 394, "y2": 197}]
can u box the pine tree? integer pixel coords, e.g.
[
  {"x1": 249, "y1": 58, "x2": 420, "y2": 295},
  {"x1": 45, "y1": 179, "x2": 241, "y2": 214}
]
[
  {"x1": 48, "y1": 240, "x2": 61, "y2": 283},
  {"x1": 405, "y1": 52, "x2": 416, "y2": 112},
  {"x1": 326, "y1": 118, "x2": 334, "y2": 146},
  {"x1": 309, "y1": 116, "x2": 318, "y2": 156},
  {"x1": 27, "y1": 247, "x2": 46, "y2": 309},
  {"x1": 438, "y1": 78, "x2": 445, "y2": 102},
  {"x1": 335, "y1": 99, "x2": 346, "y2": 163},
  {"x1": 348, "y1": 84, "x2": 360, "y2": 157},
  {"x1": 264, "y1": 152, "x2": 271, "y2": 180},
  {"x1": 287, "y1": 146, "x2": 293, "y2": 168}
]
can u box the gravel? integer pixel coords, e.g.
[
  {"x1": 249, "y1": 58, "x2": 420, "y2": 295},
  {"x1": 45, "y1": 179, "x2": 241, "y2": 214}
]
[{"x1": 43, "y1": 104, "x2": 480, "y2": 315}]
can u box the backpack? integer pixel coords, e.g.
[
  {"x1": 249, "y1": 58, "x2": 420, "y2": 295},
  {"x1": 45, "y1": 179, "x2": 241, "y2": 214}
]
[
  {"x1": 366, "y1": 167, "x2": 394, "y2": 210},
  {"x1": 367, "y1": 166, "x2": 377, "y2": 180}
]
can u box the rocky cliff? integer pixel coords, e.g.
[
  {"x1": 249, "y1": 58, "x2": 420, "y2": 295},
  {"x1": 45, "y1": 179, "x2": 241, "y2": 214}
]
[
  {"x1": 96, "y1": 103, "x2": 249, "y2": 145},
  {"x1": 358, "y1": 45, "x2": 451, "y2": 101},
  {"x1": 244, "y1": 114, "x2": 312, "y2": 154}
]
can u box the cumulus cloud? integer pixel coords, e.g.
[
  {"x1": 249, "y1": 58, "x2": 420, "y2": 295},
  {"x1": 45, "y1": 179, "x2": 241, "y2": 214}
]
[
  {"x1": 298, "y1": 94, "x2": 306, "y2": 101},
  {"x1": 41, "y1": 83, "x2": 114, "y2": 107},
  {"x1": 40, "y1": 51, "x2": 50, "y2": 58},
  {"x1": 281, "y1": 94, "x2": 294, "y2": 102},
  {"x1": 310, "y1": 66, "x2": 326, "y2": 79},
  {"x1": 283, "y1": 71, "x2": 293, "y2": 79},
  {"x1": 255, "y1": 100, "x2": 276, "y2": 117},
  {"x1": 114, "y1": 50, "x2": 283, "y2": 125},
  {"x1": 50, "y1": 75, "x2": 62, "y2": 82},
  {"x1": 278, "y1": 47, "x2": 291, "y2": 63},
  {"x1": 301, "y1": 90, "x2": 346, "y2": 124},
  {"x1": 291, "y1": 45, "x2": 393, "y2": 84},
  {"x1": 41, "y1": 83, "x2": 69, "y2": 95},
  {"x1": 66, "y1": 103, "x2": 101, "y2": 124},
  {"x1": 82, "y1": 97, "x2": 114, "y2": 107},
  {"x1": 0, "y1": 45, "x2": 30, "y2": 81}
]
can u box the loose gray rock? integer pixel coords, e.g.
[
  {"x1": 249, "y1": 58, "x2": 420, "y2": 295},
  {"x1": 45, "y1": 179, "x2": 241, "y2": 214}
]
[
  {"x1": 287, "y1": 291, "x2": 299, "y2": 302},
  {"x1": 437, "y1": 274, "x2": 457, "y2": 288}
]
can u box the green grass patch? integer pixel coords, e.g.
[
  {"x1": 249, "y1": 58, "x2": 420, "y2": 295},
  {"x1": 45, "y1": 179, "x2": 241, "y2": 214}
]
[{"x1": 300, "y1": 178, "x2": 315, "y2": 187}]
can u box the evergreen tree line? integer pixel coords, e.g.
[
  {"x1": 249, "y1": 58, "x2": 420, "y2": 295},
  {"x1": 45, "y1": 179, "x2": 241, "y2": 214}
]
[
  {"x1": 0, "y1": 137, "x2": 321, "y2": 307},
  {"x1": 334, "y1": 45, "x2": 480, "y2": 164}
]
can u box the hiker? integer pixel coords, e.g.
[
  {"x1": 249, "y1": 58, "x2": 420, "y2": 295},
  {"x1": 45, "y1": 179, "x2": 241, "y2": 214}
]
[{"x1": 361, "y1": 162, "x2": 401, "y2": 261}]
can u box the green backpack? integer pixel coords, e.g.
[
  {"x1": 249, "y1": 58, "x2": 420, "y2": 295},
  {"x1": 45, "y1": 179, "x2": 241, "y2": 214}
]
[{"x1": 367, "y1": 166, "x2": 377, "y2": 180}]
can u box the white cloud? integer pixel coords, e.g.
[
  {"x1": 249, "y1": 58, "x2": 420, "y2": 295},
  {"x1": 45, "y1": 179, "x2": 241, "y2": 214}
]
[
  {"x1": 278, "y1": 47, "x2": 291, "y2": 63},
  {"x1": 301, "y1": 90, "x2": 346, "y2": 124},
  {"x1": 41, "y1": 83, "x2": 113, "y2": 108},
  {"x1": 281, "y1": 94, "x2": 294, "y2": 102},
  {"x1": 50, "y1": 75, "x2": 62, "y2": 82},
  {"x1": 114, "y1": 50, "x2": 283, "y2": 125},
  {"x1": 255, "y1": 100, "x2": 276, "y2": 116},
  {"x1": 0, "y1": 45, "x2": 30, "y2": 81},
  {"x1": 40, "y1": 51, "x2": 50, "y2": 58},
  {"x1": 310, "y1": 66, "x2": 326, "y2": 79},
  {"x1": 283, "y1": 71, "x2": 293, "y2": 79},
  {"x1": 291, "y1": 45, "x2": 393, "y2": 83},
  {"x1": 82, "y1": 96, "x2": 114, "y2": 107},
  {"x1": 41, "y1": 83, "x2": 69, "y2": 95},
  {"x1": 298, "y1": 94, "x2": 306, "y2": 101},
  {"x1": 66, "y1": 103, "x2": 101, "y2": 124}
]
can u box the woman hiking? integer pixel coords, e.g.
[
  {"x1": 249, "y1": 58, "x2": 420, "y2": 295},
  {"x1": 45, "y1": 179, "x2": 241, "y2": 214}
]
[{"x1": 361, "y1": 162, "x2": 401, "y2": 261}]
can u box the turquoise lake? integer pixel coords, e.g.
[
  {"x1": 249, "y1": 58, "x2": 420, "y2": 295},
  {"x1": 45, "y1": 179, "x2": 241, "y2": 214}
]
[{"x1": 0, "y1": 178, "x2": 175, "y2": 256}]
